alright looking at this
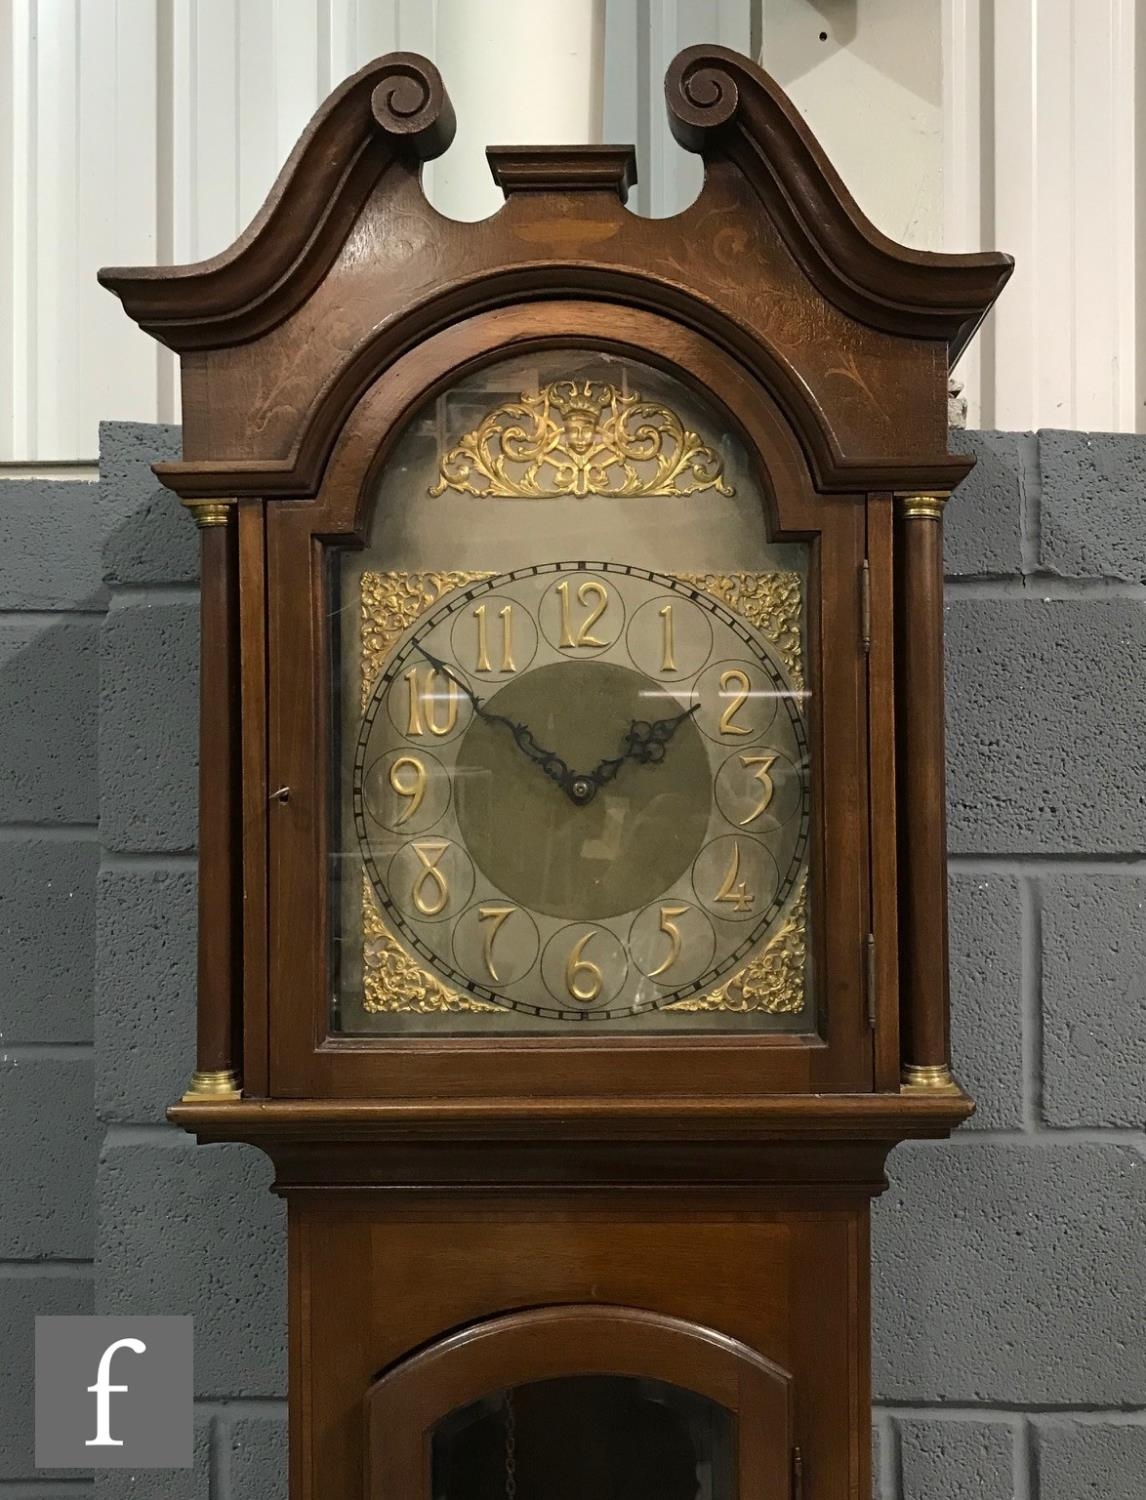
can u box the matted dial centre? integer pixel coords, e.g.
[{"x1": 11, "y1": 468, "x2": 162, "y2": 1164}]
[{"x1": 454, "y1": 661, "x2": 711, "y2": 921}]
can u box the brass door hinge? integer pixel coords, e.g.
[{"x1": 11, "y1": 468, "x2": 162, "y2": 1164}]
[
  {"x1": 793, "y1": 1444, "x2": 804, "y2": 1500},
  {"x1": 865, "y1": 932, "x2": 877, "y2": 1028},
  {"x1": 860, "y1": 558, "x2": 871, "y2": 653}
]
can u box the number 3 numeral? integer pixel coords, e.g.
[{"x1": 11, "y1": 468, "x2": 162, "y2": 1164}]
[{"x1": 738, "y1": 754, "x2": 777, "y2": 825}]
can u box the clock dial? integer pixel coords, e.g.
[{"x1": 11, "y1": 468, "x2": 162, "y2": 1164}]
[{"x1": 351, "y1": 564, "x2": 809, "y2": 1022}]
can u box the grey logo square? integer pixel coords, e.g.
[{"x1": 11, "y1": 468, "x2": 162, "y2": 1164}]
[{"x1": 36, "y1": 1316, "x2": 193, "y2": 1469}]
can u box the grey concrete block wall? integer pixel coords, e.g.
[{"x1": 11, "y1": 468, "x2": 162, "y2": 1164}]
[
  {"x1": 0, "y1": 835, "x2": 98, "y2": 1042},
  {"x1": 96, "y1": 1141, "x2": 286, "y2": 1398},
  {"x1": 0, "y1": 617, "x2": 100, "y2": 823},
  {"x1": 95, "y1": 866, "x2": 196, "y2": 1123},
  {"x1": 1038, "y1": 429, "x2": 1146, "y2": 582},
  {"x1": 99, "y1": 600, "x2": 199, "y2": 854},
  {"x1": 92, "y1": 424, "x2": 287, "y2": 1500},
  {"x1": 895, "y1": 1418, "x2": 1016, "y2": 1500},
  {"x1": 97, "y1": 424, "x2": 195, "y2": 590},
  {"x1": 0, "y1": 1276, "x2": 95, "y2": 1481},
  {"x1": 1040, "y1": 876, "x2": 1146, "y2": 1127},
  {"x1": 873, "y1": 427, "x2": 1146, "y2": 1497},
  {"x1": 4, "y1": 424, "x2": 1144, "y2": 1495},
  {"x1": 0, "y1": 465, "x2": 102, "y2": 1486},
  {"x1": 1036, "y1": 1421, "x2": 1146, "y2": 1500}
]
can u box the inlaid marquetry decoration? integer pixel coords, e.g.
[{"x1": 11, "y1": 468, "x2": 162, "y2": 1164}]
[
  {"x1": 430, "y1": 380, "x2": 735, "y2": 499},
  {"x1": 679, "y1": 570, "x2": 804, "y2": 691}
]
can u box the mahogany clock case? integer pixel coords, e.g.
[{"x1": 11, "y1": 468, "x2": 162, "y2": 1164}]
[{"x1": 98, "y1": 43, "x2": 1010, "y2": 1500}]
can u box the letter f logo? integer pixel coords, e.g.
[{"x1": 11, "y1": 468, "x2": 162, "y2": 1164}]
[{"x1": 85, "y1": 1338, "x2": 146, "y2": 1447}]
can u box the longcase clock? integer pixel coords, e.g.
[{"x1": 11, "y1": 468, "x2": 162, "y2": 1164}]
[{"x1": 101, "y1": 47, "x2": 1011, "y2": 1500}]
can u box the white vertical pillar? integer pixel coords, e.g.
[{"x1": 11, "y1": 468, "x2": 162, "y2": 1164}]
[
  {"x1": 77, "y1": 0, "x2": 163, "y2": 444},
  {"x1": 429, "y1": 0, "x2": 606, "y2": 221},
  {"x1": 942, "y1": 0, "x2": 983, "y2": 426},
  {"x1": 952, "y1": 0, "x2": 1141, "y2": 431}
]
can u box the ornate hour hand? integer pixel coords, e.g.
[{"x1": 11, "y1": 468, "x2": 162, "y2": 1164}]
[
  {"x1": 580, "y1": 704, "x2": 701, "y2": 797},
  {"x1": 414, "y1": 646, "x2": 580, "y2": 799}
]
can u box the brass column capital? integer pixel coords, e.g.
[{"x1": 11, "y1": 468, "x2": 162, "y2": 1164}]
[
  {"x1": 895, "y1": 493, "x2": 950, "y2": 521},
  {"x1": 187, "y1": 501, "x2": 234, "y2": 528}
]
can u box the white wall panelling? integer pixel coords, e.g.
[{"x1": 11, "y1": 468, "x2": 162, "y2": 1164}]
[
  {"x1": 761, "y1": 0, "x2": 945, "y2": 251},
  {"x1": 957, "y1": 0, "x2": 1142, "y2": 431},
  {"x1": 431, "y1": 0, "x2": 605, "y2": 222},
  {"x1": 603, "y1": 0, "x2": 757, "y2": 218},
  {"x1": 942, "y1": 0, "x2": 983, "y2": 426},
  {"x1": 1, "y1": 0, "x2": 1142, "y2": 459}
]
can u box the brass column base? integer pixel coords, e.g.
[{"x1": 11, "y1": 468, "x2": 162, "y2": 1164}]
[
  {"x1": 901, "y1": 1063, "x2": 961, "y2": 1094},
  {"x1": 182, "y1": 1069, "x2": 241, "y2": 1102}
]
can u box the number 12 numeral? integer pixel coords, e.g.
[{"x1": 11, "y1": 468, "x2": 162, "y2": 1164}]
[{"x1": 557, "y1": 579, "x2": 610, "y2": 649}]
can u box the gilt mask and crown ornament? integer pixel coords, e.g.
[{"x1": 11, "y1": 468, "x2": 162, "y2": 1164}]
[{"x1": 431, "y1": 379, "x2": 735, "y2": 499}]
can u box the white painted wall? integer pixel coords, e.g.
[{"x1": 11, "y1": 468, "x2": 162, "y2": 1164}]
[
  {"x1": 977, "y1": 0, "x2": 1141, "y2": 432},
  {"x1": 761, "y1": 0, "x2": 944, "y2": 252},
  {"x1": 431, "y1": 0, "x2": 605, "y2": 221},
  {"x1": 0, "y1": 0, "x2": 1141, "y2": 461}
]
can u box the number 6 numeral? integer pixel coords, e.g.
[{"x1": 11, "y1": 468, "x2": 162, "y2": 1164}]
[{"x1": 565, "y1": 931, "x2": 603, "y2": 1003}]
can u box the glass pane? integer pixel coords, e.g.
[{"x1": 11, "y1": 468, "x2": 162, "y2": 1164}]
[
  {"x1": 330, "y1": 349, "x2": 813, "y2": 1035},
  {"x1": 430, "y1": 1375, "x2": 733, "y2": 1500}
]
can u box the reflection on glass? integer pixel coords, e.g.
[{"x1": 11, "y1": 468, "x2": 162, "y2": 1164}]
[
  {"x1": 430, "y1": 1375, "x2": 733, "y2": 1500},
  {"x1": 330, "y1": 349, "x2": 814, "y2": 1037}
]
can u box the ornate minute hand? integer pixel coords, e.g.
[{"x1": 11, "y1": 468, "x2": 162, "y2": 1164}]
[
  {"x1": 414, "y1": 646, "x2": 579, "y2": 798},
  {"x1": 582, "y1": 704, "x2": 701, "y2": 795}
]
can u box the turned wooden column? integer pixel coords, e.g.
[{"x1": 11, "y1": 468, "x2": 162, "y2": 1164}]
[
  {"x1": 895, "y1": 493, "x2": 958, "y2": 1092},
  {"x1": 182, "y1": 501, "x2": 242, "y2": 1101}
]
